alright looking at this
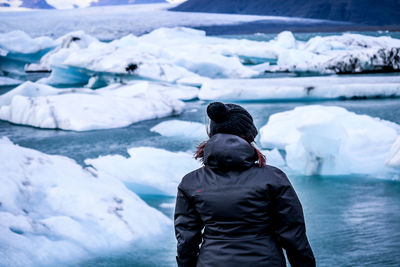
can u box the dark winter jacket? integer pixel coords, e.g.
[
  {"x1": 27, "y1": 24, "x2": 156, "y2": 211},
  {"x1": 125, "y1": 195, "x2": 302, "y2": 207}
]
[{"x1": 174, "y1": 133, "x2": 315, "y2": 267}]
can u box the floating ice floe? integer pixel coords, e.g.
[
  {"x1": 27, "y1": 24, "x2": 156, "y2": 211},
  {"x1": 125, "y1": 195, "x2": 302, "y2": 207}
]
[
  {"x1": 37, "y1": 27, "x2": 284, "y2": 87},
  {"x1": 0, "y1": 31, "x2": 56, "y2": 76},
  {"x1": 151, "y1": 119, "x2": 208, "y2": 140},
  {"x1": 264, "y1": 33, "x2": 400, "y2": 74},
  {"x1": 25, "y1": 31, "x2": 98, "y2": 73},
  {"x1": 259, "y1": 105, "x2": 400, "y2": 176},
  {"x1": 0, "y1": 137, "x2": 171, "y2": 267},
  {"x1": 198, "y1": 75, "x2": 400, "y2": 101},
  {"x1": 0, "y1": 76, "x2": 22, "y2": 87},
  {"x1": 0, "y1": 81, "x2": 184, "y2": 131},
  {"x1": 386, "y1": 137, "x2": 400, "y2": 168},
  {"x1": 85, "y1": 147, "x2": 201, "y2": 196},
  {"x1": 0, "y1": 30, "x2": 55, "y2": 55}
]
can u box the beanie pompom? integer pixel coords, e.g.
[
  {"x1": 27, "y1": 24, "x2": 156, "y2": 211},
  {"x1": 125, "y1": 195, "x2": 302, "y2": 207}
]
[{"x1": 207, "y1": 102, "x2": 229, "y2": 123}]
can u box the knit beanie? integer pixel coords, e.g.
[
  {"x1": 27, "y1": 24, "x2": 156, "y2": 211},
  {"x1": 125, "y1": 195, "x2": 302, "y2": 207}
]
[{"x1": 206, "y1": 102, "x2": 258, "y2": 142}]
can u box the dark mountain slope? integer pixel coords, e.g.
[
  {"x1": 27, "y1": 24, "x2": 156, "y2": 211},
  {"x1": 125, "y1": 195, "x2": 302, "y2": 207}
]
[{"x1": 171, "y1": 0, "x2": 400, "y2": 26}]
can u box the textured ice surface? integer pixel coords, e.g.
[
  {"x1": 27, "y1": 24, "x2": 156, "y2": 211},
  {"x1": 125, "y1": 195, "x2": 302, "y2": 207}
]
[
  {"x1": 85, "y1": 147, "x2": 200, "y2": 196},
  {"x1": 0, "y1": 81, "x2": 184, "y2": 130},
  {"x1": 40, "y1": 28, "x2": 262, "y2": 86},
  {"x1": 0, "y1": 76, "x2": 22, "y2": 86},
  {"x1": 151, "y1": 119, "x2": 207, "y2": 140},
  {"x1": 262, "y1": 148, "x2": 286, "y2": 168},
  {"x1": 386, "y1": 137, "x2": 400, "y2": 168},
  {"x1": 0, "y1": 4, "x2": 320, "y2": 40},
  {"x1": 198, "y1": 75, "x2": 400, "y2": 101},
  {"x1": 25, "y1": 30, "x2": 98, "y2": 73},
  {"x1": 265, "y1": 33, "x2": 400, "y2": 74},
  {"x1": 0, "y1": 137, "x2": 171, "y2": 267},
  {"x1": 260, "y1": 105, "x2": 400, "y2": 176},
  {"x1": 0, "y1": 30, "x2": 55, "y2": 54}
]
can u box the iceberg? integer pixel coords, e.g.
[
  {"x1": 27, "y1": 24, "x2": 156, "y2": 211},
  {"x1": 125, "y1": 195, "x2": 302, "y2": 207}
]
[
  {"x1": 259, "y1": 105, "x2": 400, "y2": 176},
  {"x1": 25, "y1": 31, "x2": 98, "y2": 73},
  {"x1": 85, "y1": 147, "x2": 201, "y2": 196},
  {"x1": 198, "y1": 75, "x2": 400, "y2": 101},
  {"x1": 264, "y1": 33, "x2": 400, "y2": 74},
  {"x1": 151, "y1": 119, "x2": 208, "y2": 140},
  {"x1": 0, "y1": 31, "x2": 56, "y2": 77},
  {"x1": 0, "y1": 30, "x2": 55, "y2": 55},
  {"x1": 0, "y1": 81, "x2": 184, "y2": 131},
  {"x1": 386, "y1": 137, "x2": 400, "y2": 168},
  {"x1": 262, "y1": 148, "x2": 286, "y2": 168},
  {"x1": 0, "y1": 76, "x2": 22, "y2": 87},
  {"x1": 0, "y1": 137, "x2": 171, "y2": 267}
]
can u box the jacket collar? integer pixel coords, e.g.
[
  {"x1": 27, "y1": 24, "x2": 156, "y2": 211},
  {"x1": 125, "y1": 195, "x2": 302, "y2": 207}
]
[{"x1": 203, "y1": 133, "x2": 257, "y2": 170}]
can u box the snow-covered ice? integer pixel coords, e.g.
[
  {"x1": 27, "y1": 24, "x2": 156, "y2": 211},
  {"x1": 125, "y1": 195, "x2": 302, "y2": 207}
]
[
  {"x1": 264, "y1": 33, "x2": 400, "y2": 74},
  {"x1": 151, "y1": 119, "x2": 207, "y2": 140},
  {"x1": 25, "y1": 31, "x2": 98, "y2": 73},
  {"x1": 198, "y1": 75, "x2": 400, "y2": 101},
  {"x1": 0, "y1": 76, "x2": 22, "y2": 86},
  {"x1": 259, "y1": 105, "x2": 400, "y2": 176},
  {"x1": 262, "y1": 148, "x2": 286, "y2": 168},
  {"x1": 0, "y1": 137, "x2": 171, "y2": 267},
  {"x1": 85, "y1": 147, "x2": 201, "y2": 196},
  {"x1": 0, "y1": 30, "x2": 55, "y2": 55},
  {"x1": 386, "y1": 137, "x2": 400, "y2": 168},
  {"x1": 0, "y1": 81, "x2": 184, "y2": 131},
  {"x1": 40, "y1": 28, "x2": 261, "y2": 86},
  {"x1": 0, "y1": 4, "x2": 322, "y2": 40}
]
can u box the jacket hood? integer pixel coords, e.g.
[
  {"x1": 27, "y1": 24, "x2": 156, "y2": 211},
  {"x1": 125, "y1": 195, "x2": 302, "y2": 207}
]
[{"x1": 203, "y1": 133, "x2": 257, "y2": 170}]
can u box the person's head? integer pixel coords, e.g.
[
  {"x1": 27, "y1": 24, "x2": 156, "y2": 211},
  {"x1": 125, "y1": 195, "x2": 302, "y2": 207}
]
[{"x1": 196, "y1": 102, "x2": 266, "y2": 167}]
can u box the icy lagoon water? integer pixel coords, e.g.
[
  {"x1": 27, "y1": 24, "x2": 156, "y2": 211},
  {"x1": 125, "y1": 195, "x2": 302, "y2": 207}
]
[
  {"x1": 1, "y1": 98, "x2": 400, "y2": 267},
  {"x1": 1, "y1": 27, "x2": 400, "y2": 266}
]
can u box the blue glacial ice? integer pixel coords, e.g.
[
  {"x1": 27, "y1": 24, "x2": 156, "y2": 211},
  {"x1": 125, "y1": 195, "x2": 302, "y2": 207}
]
[
  {"x1": 259, "y1": 105, "x2": 400, "y2": 176},
  {"x1": 0, "y1": 137, "x2": 171, "y2": 267}
]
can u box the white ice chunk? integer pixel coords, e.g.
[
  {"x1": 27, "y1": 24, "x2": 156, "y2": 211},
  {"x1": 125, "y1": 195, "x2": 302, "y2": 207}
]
[
  {"x1": 257, "y1": 32, "x2": 400, "y2": 74},
  {"x1": 262, "y1": 148, "x2": 286, "y2": 168},
  {"x1": 85, "y1": 147, "x2": 201, "y2": 196},
  {"x1": 0, "y1": 76, "x2": 22, "y2": 86},
  {"x1": 99, "y1": 81, "x2": 199, "y2": 101},
  {"x1": 0, "y1": 30, "x2": 55, "y2": 54},
  {"x1": 151, "y1": 120, "x2": 207, "y2": 140},
  {"x1": 198, "y1": 75, "x2": 400, "y2": 101},
  {"x1": 0, "y1": 82, "x2": 184, "y2": 131},
  {"x1": 25, "y1": 31, "x2": 98, "y2": 73},
  {"x1": 260, "y1": 105, "x2": 400, "y2": 176},
  {"x1": 0, "y1": 137, "x2": 171, "y2": 266},
  {"x1": 386, "y1": 137, "x2": 400, "y2": 168}
]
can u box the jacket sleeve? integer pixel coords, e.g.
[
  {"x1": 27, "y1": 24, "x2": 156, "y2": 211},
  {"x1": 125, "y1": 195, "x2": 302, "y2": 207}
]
[
  {"x1": 174, "y1": 185, "x2": 203, "y2": 267},
  {"x1": 271, "y1": 169, "x2": 316, "y2": 267}
]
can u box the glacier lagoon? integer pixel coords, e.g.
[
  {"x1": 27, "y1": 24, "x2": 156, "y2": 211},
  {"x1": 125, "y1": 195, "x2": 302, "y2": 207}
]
[
  {"x1": 1, "y1": 99, "x2": 400, "y2": 267},
  {"x1": 1, "y1": 24, "x2": 400, "y2": 266}
]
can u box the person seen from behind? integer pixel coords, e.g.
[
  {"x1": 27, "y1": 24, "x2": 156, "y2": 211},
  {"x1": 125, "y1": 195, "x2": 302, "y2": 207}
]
[{"x1": 174, "y1": 102, "x2": 315, "y2": 267}]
